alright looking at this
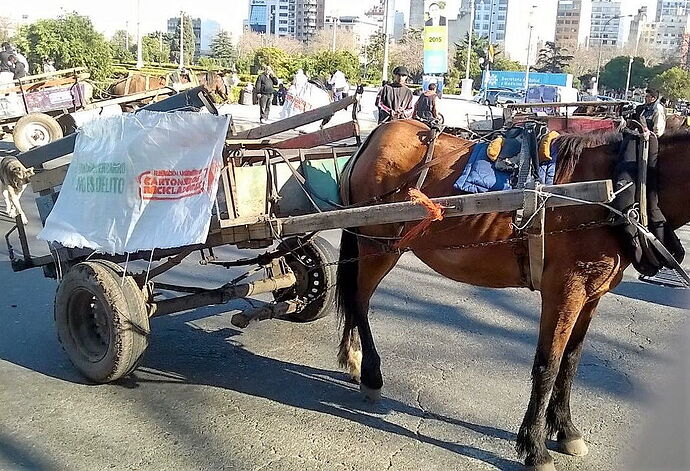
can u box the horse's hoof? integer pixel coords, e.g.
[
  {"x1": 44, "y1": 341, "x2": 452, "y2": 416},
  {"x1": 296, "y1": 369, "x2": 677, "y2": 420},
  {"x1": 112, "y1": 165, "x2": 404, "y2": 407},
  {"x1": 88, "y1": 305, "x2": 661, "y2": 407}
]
[
  {"x1": 360, "y1": 384, "x2": 382, "y2": 402},
  {"x1": 559, "y1": 437, "x2": 588, "y2": 456},
  {"x1": 526, "y1": 460, "x2": 556, "y2": 471}
]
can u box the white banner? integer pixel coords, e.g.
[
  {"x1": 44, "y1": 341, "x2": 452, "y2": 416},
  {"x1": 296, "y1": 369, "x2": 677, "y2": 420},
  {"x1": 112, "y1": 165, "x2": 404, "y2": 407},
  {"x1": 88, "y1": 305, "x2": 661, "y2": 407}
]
[{"x1": 38, "y1": 110, "x2": 229, "y2": 254}]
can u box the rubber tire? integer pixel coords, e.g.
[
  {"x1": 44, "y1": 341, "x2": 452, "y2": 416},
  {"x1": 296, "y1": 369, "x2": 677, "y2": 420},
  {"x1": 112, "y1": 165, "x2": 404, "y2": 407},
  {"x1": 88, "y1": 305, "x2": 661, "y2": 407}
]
[
  {"x1": 13, "y1": 112, "x2": 63, "y2": 152},
  {"x1": 274, "y1": 236, "x2": 338, "y2": 322},
  {"x1": 55, "y1": 260, "x2": 150, "y2": 383}
]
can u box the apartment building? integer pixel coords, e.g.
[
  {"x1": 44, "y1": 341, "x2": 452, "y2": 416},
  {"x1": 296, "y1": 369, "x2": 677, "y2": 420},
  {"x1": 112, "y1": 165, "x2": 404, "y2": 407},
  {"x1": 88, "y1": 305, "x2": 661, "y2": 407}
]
[
  {"x1": 555, "y1": 0, "x2": 593, "y2": 48},
  {"x1": 472, "y1": 0, "x2": 557, "y2": 64},
  {"x1": 245, "y1": 0, "x2": 324, "y2": 42},
  {"x1": 654, "y1": 0, "x2": 690, "y2": 50},
  {"x1": 324, "y1": 15, "x2": 380, "y2": 46},
  {"x1": 589, "y1": 0, "x2": 633, "y2": 47}
]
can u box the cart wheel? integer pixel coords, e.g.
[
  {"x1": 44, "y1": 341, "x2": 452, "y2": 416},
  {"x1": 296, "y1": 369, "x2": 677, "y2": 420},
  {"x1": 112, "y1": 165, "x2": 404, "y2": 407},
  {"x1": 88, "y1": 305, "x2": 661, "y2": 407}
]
[
  {"x1": 13, "y1": 113, "x2": 63, "y2": 152},
  {"x1": 274, "y1": 236, "x2": 337, "y2": 322},
  {"x1": 55, "y1": 260, "x2": 150, "y2": 383}
]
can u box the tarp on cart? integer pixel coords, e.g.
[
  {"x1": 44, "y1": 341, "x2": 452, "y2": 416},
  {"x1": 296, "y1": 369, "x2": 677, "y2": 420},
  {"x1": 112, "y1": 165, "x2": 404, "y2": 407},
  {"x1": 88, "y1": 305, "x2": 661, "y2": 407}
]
[{"x1": 38, "y1": 110, "x2": 229, "y2": 254}]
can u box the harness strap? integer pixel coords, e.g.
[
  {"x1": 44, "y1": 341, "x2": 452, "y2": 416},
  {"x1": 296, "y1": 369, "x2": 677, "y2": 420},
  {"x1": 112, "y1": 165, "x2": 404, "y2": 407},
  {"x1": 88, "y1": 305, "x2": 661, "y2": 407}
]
[{"x1": 415, "y1": 124, "x2": 444, "y2": 190}]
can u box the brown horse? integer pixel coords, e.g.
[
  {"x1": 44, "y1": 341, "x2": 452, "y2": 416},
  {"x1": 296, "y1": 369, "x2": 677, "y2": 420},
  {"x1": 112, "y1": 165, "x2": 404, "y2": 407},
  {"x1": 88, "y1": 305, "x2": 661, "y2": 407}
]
[
  {"x1": 665, "y1": 113, "x2": 689, "y2": 133},
  {"x1": 335, "y1": 119, "x2": 690, "y2": 470},
  {"x1": 197, "y1": 71, "x2": 228, "y2": 102},
  {"x1": 108, "y1": 73, "x2": 168, "y2": 96}
]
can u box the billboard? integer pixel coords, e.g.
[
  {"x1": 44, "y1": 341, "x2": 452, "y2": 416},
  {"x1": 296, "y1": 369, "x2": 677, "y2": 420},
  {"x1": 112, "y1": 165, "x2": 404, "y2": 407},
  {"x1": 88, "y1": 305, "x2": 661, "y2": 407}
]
[
  {"x1": 423, "y1": 1, "x2": 448, "y2": 74},
  {"x1": 482, "y1": 71, "x2": 573, "y2": 89}
]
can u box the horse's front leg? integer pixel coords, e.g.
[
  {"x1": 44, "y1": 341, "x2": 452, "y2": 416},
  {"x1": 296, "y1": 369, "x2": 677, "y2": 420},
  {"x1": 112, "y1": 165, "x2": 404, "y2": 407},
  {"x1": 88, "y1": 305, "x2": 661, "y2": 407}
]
[
  {"x1": 546, "y1": 298, "x2": 600, "y2": 457},
  {"x1": 517, "y1": 284, "x2": 587, "y2": 470}
]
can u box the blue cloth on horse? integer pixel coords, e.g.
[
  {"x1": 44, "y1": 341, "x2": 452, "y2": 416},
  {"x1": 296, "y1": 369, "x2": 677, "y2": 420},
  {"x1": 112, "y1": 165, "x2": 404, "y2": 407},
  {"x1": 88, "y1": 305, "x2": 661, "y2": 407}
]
[{"x1": 454, "y1": 142, "x2": 558, "y2": 194}]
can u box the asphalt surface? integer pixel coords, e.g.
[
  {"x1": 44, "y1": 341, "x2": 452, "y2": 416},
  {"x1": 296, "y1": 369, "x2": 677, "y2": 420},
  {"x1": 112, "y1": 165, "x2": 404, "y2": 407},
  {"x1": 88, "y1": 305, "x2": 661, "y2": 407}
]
[{"x1": 1, "y1": 110, "x2": 689, "y2": 471}]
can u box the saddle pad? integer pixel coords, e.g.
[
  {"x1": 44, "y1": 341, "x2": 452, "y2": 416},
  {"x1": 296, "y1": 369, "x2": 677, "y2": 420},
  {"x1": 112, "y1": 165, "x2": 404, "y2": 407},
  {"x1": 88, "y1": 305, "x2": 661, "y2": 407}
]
[{"x1": 454, "y1": 142, "x2": 558, "y2": 194}]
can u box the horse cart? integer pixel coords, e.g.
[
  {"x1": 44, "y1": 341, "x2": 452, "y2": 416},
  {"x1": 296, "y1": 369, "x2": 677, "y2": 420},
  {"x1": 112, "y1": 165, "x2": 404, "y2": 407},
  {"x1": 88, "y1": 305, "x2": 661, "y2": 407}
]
[
  {"x1": 1, "y1": 67, "x2": 191, "y2": 151},
  {"x1": 5, "y1": 86, "x2": 614, "y2": 384}
]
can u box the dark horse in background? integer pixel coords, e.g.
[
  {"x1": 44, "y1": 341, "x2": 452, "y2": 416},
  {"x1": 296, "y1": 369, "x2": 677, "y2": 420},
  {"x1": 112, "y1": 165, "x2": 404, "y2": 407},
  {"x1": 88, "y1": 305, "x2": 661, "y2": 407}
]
[
  {"x1": 336, "y1": 119, "x2": 690, "y2": 470},
  {"x1": 108, "y1": 71, "x2": 228, "y2": 102}
]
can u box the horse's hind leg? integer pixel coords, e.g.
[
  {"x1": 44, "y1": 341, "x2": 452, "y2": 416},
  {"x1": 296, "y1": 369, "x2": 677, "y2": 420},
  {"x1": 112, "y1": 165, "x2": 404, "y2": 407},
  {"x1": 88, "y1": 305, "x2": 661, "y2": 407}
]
[
  {"x1": 517, "y1": 284, "x2": 588, "y2": 470},
  {"x1": 337, "y1": 233, "x2": 400, "y2": 400},
  {"x1": 546, "y1": 299, "x2": 599, "y2": 457}
]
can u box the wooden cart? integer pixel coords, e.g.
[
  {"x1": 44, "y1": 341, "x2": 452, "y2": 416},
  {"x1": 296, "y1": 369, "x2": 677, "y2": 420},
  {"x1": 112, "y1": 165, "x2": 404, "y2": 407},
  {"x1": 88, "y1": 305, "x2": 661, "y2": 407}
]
[{"x1": 4, "y1": 88, "x2": 613, "y2": 383}]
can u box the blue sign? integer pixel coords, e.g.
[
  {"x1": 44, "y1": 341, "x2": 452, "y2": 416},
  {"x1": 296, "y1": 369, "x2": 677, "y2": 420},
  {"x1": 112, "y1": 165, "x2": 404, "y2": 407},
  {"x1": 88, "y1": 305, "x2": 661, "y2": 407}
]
[{"x1": 482, "y1": 71, "x2": 572, "y2": 90}]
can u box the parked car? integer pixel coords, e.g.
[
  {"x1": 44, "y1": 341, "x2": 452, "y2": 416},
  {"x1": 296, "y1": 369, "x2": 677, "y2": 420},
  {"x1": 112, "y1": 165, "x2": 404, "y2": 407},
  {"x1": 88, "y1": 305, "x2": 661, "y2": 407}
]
[{"x1": 473, "y1": 88, "x2": 524, "y2": 106}]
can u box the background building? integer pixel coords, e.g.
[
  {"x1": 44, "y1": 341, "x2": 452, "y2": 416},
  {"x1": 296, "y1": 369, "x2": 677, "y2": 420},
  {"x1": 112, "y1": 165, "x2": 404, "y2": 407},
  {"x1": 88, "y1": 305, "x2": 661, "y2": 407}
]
[
  {"x1": 167, "y1": 16, "x2": 202, "y2": 56},
  {"x1": 654, "y1": 0, "x2": 690, "y2": 51},
  {"x1": 589, "y1": 0, "x2": 627, "y2": 47},
  {"x1": 555, "y1": 0, "x2": 593, "y2": 48},
  {"x1": 324, "y1": 15, "x2": 380, "y2": 46},
  {"x1": 471, "y1": 0, "x2": 557, "y2": 65},
  {"x1": 409, "y1": 0, "x2": 425, "y2": 29}
]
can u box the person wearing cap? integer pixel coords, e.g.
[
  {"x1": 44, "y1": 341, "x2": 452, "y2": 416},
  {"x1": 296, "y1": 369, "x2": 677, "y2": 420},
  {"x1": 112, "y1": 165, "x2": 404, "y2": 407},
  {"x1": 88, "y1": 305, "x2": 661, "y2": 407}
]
[{"x1": 377, "y1": 65, "x2": 414, "y2": 124}]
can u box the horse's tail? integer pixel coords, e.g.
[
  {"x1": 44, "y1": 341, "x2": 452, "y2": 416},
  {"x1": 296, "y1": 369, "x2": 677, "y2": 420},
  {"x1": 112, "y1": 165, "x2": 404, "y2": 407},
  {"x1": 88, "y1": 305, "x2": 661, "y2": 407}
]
[{"x1": 336, "y1": 229, "x2": 359, "y2": 327}]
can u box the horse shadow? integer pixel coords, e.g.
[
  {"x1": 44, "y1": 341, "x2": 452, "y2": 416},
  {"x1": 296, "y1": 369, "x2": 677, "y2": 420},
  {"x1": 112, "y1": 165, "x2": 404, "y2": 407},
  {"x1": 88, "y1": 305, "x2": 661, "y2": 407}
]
[{"x1": 115, "y1": 308, "x2": 525, "y2": 470}]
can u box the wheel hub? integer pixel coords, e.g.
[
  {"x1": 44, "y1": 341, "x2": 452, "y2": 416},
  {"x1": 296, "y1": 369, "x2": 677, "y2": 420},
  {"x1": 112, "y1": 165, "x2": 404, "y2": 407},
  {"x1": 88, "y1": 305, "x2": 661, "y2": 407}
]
[
  {"x1": 68, "y1": 288, "x2": 110, "y2": 362},
  {"x1": 24, "y1": 123, "x2": 50, "y2": 147}
]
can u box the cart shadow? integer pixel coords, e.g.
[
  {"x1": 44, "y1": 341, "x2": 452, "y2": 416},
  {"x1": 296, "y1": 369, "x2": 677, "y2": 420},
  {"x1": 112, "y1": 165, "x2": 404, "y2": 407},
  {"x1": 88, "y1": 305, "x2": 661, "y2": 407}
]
[{"x1": 121, "y1": 314, "x2": 524, "y2": 470}]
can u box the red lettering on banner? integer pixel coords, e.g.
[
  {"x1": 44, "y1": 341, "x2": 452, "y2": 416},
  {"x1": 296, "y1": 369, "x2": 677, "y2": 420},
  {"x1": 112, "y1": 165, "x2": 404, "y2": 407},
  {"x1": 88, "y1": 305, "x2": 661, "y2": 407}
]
[{"x1": 137, "y1": 165, "x2": 217, "y2": 200}]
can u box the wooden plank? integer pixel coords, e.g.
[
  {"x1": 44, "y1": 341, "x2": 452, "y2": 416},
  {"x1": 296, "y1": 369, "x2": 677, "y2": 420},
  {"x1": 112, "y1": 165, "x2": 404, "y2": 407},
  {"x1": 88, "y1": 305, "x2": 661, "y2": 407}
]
[
  {"x1": 277, "y1": 180, "x2": 614, "y2": 236},
  {"x1": 81, "y1": 85, "x2": 190, "y2": 110},
  {"x1": 230, "y1": 95, "x2": 356, "y2": 140},
  {"x1": 30, "y1": 165, "x2": 69, "y2": 193},
  {"x1": 506, "y1": 101, "x2": 627, "y2": 109},
  {"x1": 272, "y1": 121, "x2": 359, "y2": 149}
]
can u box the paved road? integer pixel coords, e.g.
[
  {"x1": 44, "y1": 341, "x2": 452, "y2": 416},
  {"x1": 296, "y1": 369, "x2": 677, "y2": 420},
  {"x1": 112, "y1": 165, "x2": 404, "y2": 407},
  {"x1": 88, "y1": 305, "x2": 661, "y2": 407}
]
[{"x1": 1, "y1": 113, "x2": 689, "y2": 471}]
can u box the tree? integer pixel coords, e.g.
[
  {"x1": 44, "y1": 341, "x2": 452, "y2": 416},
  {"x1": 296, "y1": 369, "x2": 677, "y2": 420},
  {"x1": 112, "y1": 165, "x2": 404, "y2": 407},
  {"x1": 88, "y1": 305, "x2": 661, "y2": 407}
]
[
  {"x1": 16, "y1": 12, "x2": 113, "y2": 79},
  {"x1": 169, "y1": 13, "x2": 196, "y2": 65},
  {"x1": 110, "y1": 30, "x2": 134, "y2": 62},
  {"x1": 362, "y1": 32, "x2": 386, "y2": 82},
  {"x1": 650, "y1": 67, "x2": 690, "y2": 103},
  {"x1": 311, "y1": 50, "x2": 360, "y2": 82},
  {"x1": 600, "y1": 56, "x2": 647, "y2": 91},
  {"x1": 390, "y1": 28, "x2": 424, "y2": 81},
  {"x1": 305, "y1": 29, "x2": 358, "y2": 54},
  {"x1": 141, "y1": 35, "x2": 170, "y2": 64},
  {"x1": 0, "y1": 17, "x2": 13, "y2": 44},
  {"x1": 210, "y1": 30, "x2": 235, "y2": 67},
  {"x1": 533, "y1": 41, "x2": 573, "y2": 73}
]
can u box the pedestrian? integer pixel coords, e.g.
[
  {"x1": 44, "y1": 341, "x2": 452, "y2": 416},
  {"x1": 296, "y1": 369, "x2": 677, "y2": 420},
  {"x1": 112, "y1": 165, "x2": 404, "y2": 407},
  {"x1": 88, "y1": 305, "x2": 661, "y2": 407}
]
[
  {"x1": 43, "y1": 58, "x2": 56, "y2": 73},
  {"x1": 0, "y1": 42, "x2": 15, "y2": 84},
  {"x1": 254, "y1": 65, "x2": 278, "y2": 124},
  {"x1": 329, "y1": 69, "x2": 347, "y2": 101},
  {"x1": 413, "y1": 82, "x2": 439, "y2": 123},
  {"x1": 277, "y1": 83, "x2": 287, "y2": 106},
  {"x1": 376, "y1": 66, "x2": 414, "y2": 124},
  {"x1": 638, "y1": 88, "x2": 666, "y2": 137},
  {"x1": 11, "y1": 55, "x2": 27, "y2": 79}
]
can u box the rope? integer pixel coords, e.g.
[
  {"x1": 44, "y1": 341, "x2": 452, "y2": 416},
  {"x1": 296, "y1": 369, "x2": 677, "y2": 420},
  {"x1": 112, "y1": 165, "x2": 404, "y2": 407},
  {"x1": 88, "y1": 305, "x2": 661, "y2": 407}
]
[
  {"x1": 121, "y1": 253, "x2": 130, "y2": 287},
  {"x1": 143, "y1": 249, "x2": 155, "y2": 287}
]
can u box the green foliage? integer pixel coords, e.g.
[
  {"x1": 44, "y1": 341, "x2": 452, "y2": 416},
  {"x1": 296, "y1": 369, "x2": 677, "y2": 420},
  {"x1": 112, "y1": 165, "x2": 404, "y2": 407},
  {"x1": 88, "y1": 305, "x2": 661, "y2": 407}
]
[
  {"x1": 494, "y1": 57, "x2": 523, "y2": 72},
  {"x1": 600, "y1": 56, "x2": 646, "y2": 90},
  {"x1": 649, "y1": 67, "x2": 690, "y2": 103},
  {"x1": 169, "y1": 14, "x2": 196, "y2": 65},
  {"x1": 210, "y1": 30, "x2": 235, "y2": 68},
  {"x1": 110, "y1": 30, "x2": 134, "y2": 62},
  {"x1": 253, "y1": 47, "x2": 291, "y2": 80},
  {"x1": 362, "y1": 32, "x2": 385, "y2": 82},
  {"x1": 197, "y1": 57, "x2": 220, "y2": 70},
  {"x1": 16, "y1": 12, "x2": 113, "y2": 79},
  {"x1": 533, "y1": 41, "x2": 573, "y2": 73},
  {"x1": 141, "y1": 35, "x2": 170, "y2": 64},
  {"x1": 311, "y1": 50, "x2": 359, "y2": 82}
]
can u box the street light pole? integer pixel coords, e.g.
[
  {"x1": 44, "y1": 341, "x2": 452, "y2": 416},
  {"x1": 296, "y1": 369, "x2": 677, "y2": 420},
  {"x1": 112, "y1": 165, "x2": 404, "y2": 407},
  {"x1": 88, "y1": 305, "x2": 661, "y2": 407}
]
[
  {"x1": 595, "y1": 14, "x2": 632, "y2": 93},
  {"x1": 382, "y1": 0, "x2": 390, "y2": 81},
  {"x1": 625, "y1": 9, "x2": 646, "y2": 100},
  {"x1": 465, "y1": 0, "x2": 475, "y2": 80},
  {"x1": 178, "y1": 11, "x2": 184, "y2": 69},
  {"x1": 135, "y1": 0, "x2": 143, "y2": 69},
  {"x1": 331, "y1": 16, "x2": 338, "y2": 52}
]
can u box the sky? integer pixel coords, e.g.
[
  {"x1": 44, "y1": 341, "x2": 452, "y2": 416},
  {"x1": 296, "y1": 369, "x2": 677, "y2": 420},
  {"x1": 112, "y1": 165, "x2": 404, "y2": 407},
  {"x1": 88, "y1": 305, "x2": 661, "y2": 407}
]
[{"x1": 11, "y1": 0, "x2": 413, "y2": 41}]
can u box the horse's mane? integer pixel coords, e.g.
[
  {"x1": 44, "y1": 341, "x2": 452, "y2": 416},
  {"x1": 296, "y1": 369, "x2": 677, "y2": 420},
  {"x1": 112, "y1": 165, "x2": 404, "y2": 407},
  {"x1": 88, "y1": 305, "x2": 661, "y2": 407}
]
[{"x1": 554, "y1": 131, "x2": 622, "y2": 182}]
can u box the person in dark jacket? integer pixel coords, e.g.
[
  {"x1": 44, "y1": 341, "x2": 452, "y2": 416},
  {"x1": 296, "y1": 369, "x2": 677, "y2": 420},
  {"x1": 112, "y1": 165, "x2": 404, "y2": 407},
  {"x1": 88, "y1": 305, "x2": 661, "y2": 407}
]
[
  {"x1": 414, "y1": 82, "x2": 439, "y2": 123},
  {"x1": 377, "y1": 66, "x2": 414, "y2": 124},
  {"x1": 255, "y1": 66, "x2": 278, "y2": 124},
  {"x1": 11, "y1": 56, "x2": 27, "y2": 79},
  {"x1": 0, "y1": 43, "x2": 15, "y2": 83}
]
